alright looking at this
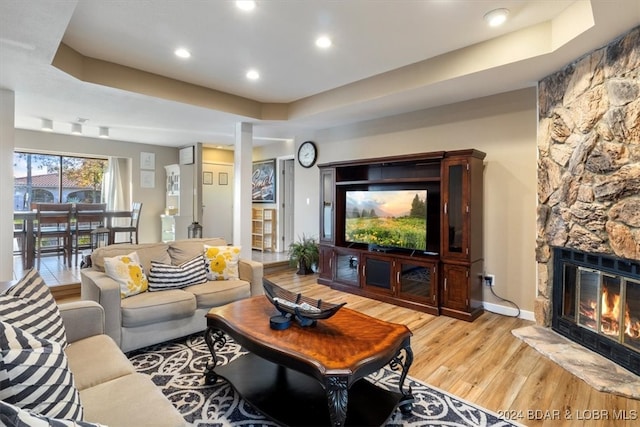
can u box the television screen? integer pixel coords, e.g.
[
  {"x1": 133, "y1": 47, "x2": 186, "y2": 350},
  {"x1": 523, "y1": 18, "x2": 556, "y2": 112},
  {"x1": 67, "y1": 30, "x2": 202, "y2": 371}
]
[{"x1": 345, "y1": 189, "x2": 427, "y2": 251}]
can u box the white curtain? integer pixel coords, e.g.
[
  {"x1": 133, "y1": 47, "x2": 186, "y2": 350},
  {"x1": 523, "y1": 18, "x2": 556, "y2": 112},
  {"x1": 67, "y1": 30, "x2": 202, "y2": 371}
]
[{"x1": 102, "y1": 157, "x2": 128, "y2": 226}]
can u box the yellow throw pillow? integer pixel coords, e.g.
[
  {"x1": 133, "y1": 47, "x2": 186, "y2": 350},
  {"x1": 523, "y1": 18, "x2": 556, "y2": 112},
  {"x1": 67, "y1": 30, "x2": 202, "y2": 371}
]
[
  {"x1": 104, "y1": 251, "x2": 149, "y2": 298},
  {"x1": 203, "y1": 245, "x2": 240, "y2": 281}
]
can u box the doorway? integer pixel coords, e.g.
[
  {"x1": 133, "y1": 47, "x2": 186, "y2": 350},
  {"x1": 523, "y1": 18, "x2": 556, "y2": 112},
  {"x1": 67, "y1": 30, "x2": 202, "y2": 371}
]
[
  {"x1": 279, "y1": 158, "x2": 295, "y2": 252},
  {"x1": 202, "y1": 162, "x2": 233, "y2": 242}
]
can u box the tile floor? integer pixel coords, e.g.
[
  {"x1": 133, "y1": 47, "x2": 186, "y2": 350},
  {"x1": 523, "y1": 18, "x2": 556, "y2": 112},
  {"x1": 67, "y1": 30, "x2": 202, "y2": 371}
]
[{"x1": 12, "y1": 249, "x2": 290, "y2": 286}]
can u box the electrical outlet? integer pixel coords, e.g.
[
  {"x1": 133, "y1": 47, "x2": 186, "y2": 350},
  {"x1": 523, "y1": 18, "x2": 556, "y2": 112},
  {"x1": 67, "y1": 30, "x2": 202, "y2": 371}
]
[{"x1": 484, "y1": 274, "x2": 495, "y2": 287}]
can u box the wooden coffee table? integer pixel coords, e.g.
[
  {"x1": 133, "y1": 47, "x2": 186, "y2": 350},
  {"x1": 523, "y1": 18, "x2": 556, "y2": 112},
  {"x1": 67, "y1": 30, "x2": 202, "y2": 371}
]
[{"x1": 204, "y1": 295, "x2": 413, "y2": 426}]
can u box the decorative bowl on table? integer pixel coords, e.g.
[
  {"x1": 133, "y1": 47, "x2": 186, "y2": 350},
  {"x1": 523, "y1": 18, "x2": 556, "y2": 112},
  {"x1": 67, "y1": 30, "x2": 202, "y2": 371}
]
[{"x1": 262, "y1": 278, "x2": 346, "y2": 328}]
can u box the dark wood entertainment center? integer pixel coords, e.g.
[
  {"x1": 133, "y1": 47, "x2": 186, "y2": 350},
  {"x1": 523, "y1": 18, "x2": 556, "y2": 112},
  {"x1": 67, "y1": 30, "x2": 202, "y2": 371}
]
[{"x1": 317, "y1": 149, "x2": 485, "y2": 321}]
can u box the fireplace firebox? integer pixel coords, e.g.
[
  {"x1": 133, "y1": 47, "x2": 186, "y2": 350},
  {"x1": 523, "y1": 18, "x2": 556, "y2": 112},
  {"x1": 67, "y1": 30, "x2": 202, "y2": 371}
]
[{"x1": 552, "y1": 248, "x2": 640, "y2": 376}]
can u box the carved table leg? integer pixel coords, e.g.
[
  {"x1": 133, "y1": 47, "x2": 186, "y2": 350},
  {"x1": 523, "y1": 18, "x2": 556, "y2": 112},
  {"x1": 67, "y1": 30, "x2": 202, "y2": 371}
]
[
  {"x1": 325, "y1": 376, "x2": 348, "y2": 426},
  {"x1": 203, "y1": 327, "x2": 226, "y2": 384},
  {"x1": 389, "y1": 342, "x2": 415, "y2": 414}
]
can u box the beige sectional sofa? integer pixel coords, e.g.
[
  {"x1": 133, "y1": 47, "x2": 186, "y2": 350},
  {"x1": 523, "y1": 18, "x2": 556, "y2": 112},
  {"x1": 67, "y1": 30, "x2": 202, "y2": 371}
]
[
  {"x1": 60, "y1": 300, "x2": 187, "y2": 427},
  {"x1": 80, "y1": 238, "x2": 263, "y2": 352}
]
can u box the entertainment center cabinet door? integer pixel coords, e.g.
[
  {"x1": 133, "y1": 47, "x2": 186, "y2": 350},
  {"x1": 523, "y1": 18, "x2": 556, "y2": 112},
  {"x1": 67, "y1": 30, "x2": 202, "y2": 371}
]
[
  {"x1": 397, "y1": 260, "x2": 438, "y2": 306},
  {"x1": 318, "y1": 245, "x2": 333, "y2": 284},
  {"x1": 319, "y1": 168, "x2": 335, "y2": 244},
  {"x1": 361, "y1": 253, "x2": 395, "y2": 296},
  {"x1": 442, "y1": 263, "x2": 470, "y2": 312}
]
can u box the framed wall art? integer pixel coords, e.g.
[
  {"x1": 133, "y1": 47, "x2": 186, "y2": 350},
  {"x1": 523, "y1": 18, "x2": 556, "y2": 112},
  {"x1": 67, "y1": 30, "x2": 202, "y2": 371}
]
[
  {"x1": 252, "y1": 159, "x2": 276, "y2": 202},
  {"x1": 203, "y1": 171, "x2": 213, "y2": 185}
]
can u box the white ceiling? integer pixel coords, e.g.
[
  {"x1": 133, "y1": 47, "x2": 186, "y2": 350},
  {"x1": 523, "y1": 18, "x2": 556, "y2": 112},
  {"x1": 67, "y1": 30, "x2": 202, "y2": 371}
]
[{"x1": 1, "y1": 0, "x2": 639, "y2": 148}]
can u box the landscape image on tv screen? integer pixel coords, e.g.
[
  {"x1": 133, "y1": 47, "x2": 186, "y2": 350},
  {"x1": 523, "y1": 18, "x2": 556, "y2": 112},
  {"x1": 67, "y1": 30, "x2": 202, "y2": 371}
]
[{"x1": 345, "y1": 189, "x2": 427, "y2": 251}]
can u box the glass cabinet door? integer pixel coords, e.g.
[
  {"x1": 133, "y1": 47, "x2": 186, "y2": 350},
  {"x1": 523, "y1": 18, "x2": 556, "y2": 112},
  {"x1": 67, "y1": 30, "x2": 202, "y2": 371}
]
[
  {"x1": 397, "y1": 260, "x2": 437, "y2": 305},
  {"x1": 442, "y1": 158, "x2": 468, "y2": 260},
  {"x1": 334, "y1": 249, "x2": 360, "y2": 287},
  {"x1": 320, "y1": 168, "x2": 334, "y2": 243}
]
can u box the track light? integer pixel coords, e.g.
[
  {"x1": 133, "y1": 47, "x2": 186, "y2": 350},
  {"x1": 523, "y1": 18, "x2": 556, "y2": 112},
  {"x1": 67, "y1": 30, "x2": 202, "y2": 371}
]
[
  {"x1": 99, "y1": 127, "x2": 110, "y2": 138},
  {"x1": 41, "y1": 119, "x2": 53, "y2": 131},
  {"x1": 71, "y1": 123, "x2": 82, "y2": 135}
]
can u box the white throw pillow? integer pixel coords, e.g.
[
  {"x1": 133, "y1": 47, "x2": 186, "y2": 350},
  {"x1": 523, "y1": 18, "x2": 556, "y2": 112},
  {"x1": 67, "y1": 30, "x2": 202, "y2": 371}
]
[
  {"x1": 104, "y1": 251, "x2": 149, "y2": 298},
  {"x1": 203, "y1": 245, "x2": 241, "y2": 280}
]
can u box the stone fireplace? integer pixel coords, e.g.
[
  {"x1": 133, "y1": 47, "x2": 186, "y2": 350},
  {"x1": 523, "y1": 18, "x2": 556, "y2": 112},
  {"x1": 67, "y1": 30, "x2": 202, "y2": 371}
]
[{"x1": 536, "y1": 25, "x2": 640, "y2": 372}]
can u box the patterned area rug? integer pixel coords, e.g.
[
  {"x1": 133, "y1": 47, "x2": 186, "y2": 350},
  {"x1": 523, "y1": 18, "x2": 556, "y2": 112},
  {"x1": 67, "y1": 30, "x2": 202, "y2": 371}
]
[{"x1": 127, "y1": 334, "x2": 517, "y2": 426}]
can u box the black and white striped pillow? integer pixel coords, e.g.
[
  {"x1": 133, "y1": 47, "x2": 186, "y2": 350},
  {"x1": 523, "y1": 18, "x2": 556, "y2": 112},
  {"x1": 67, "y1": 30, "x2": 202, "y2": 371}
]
[
  {"x1": 148, "y1": 254, "x2": 208, "y2": 291},
  {"x1": 0, "y1": 321, "x2": 83, "y2": 420},
  {"x1": 0, "y1": 399, "x2": 104, "y2": 427},
  {"x1": 0, "y1": 269, "x2": 67, "y2": 348}
]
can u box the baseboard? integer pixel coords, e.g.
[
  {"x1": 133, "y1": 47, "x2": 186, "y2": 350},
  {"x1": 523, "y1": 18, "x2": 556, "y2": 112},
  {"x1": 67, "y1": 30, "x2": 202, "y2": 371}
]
[{"x1": 483, "y1": 301, "x2": 535, "y2": 321}]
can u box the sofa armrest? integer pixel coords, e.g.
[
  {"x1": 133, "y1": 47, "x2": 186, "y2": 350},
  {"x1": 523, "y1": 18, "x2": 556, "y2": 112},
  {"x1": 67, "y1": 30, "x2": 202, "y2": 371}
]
[
  {"x1": 59, "y1": 300, "x2": 105, "y2": 343},
  {"x1": 238, "y1": 258, "x2": 264, "y2": 296},
  {"x1": 80, "y1": 268, "x2": 123, "y2": 347}
]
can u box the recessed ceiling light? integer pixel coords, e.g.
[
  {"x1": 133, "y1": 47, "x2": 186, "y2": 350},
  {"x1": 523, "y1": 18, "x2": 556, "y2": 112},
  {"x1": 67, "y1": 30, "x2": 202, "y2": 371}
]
[
  {"x1": 174, "y1": 48, "x2": 191, "y2": 58},
  {"x1": 315, "y1": 36, "x2": 332, "y2": 49},
  {"x1": 484, "y1": 8, "x2": 509, "y2": 27},
  {"x1": 236, "y1": 1, "x2": 256, "y2": 12},
  {"x1": 71, "y1": 123, "x2": 82, "y2": 135},
  {"x1": 246, "y1": 69, "x2": 260, "y2": 80}
]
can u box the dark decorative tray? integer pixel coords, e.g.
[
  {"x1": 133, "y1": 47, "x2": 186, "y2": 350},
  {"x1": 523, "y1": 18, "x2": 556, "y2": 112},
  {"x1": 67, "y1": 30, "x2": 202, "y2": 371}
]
[{"x1": 263, "y1": 278, "x2": 346, "y2": 326}]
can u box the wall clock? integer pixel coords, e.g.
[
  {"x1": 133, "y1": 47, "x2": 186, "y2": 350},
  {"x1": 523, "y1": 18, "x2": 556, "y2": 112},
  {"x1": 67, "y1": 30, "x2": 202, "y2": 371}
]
[{"x1": 297, "y1": 141, "x2": 317, "y2": 168}]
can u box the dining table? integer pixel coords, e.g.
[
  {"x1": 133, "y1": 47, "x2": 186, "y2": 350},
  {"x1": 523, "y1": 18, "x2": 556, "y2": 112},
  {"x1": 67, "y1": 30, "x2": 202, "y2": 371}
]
[{"x1": 13, "y1": 209, "x2": 132, "y2": 270}]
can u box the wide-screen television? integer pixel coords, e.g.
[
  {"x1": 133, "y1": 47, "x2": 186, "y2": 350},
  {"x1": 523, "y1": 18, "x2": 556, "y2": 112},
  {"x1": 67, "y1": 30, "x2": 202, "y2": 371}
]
[{"x1": 345, "y1": 189, "x2": 427, "y2": 251}]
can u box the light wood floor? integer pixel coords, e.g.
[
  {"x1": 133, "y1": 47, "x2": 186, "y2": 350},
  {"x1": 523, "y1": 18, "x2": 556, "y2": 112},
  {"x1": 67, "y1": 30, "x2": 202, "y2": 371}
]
[{"x1": 266, "y1": 270, "x2": 640, "y2": 427}]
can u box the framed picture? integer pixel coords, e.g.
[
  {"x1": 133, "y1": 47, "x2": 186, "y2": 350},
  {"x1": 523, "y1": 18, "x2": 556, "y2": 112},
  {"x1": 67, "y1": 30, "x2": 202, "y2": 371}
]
[
  {"x1": 203, "y1": 171, "x2": 213, "y2": 185},
  {"x1": 140, "y1": 170, "x2": 155, "y2": 188},
  {"x1": 252, "y1": 159, "x2": 276, "y2": 202},
  {"x1": 179, "y1": 146, "x2": 194, "y2": 165},
  {"x1": 140, "y1": 152, "x2": 155, "y2": 170},
  {"x1": 218, "y1": 172, "x2": 228, "y2": 185}
]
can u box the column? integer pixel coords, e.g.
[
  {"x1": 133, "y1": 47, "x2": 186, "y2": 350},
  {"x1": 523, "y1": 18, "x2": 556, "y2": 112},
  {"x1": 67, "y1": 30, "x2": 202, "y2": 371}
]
[
  {"x1": 233, "y1": 122, "x2": 253, "y2": 259},
  {"x1": 0, "y1": 90, "x2": 16, "y2": 281}
]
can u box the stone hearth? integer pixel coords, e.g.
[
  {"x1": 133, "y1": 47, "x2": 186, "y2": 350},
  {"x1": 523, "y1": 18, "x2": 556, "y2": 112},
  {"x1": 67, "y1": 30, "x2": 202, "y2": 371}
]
[{"x1": 513, "y1": 325, "x2": 640, "y2": 400}]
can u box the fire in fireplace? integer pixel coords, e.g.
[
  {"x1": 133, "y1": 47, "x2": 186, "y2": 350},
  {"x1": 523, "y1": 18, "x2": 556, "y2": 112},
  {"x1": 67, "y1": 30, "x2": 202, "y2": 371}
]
[{"x1": 553, "y1": 248, "x2": 640, "y2": 375}]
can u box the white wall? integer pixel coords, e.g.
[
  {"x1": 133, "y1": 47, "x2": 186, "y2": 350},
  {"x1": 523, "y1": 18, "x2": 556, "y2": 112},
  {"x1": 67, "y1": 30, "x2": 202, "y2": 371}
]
[{"x1": 13, "y1": 129, "x2": 180, "y2": 243}]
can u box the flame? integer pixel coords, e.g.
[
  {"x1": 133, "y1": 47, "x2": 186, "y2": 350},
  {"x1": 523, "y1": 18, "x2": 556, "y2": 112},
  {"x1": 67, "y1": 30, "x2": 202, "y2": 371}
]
[{"x1": 596, "y1": 287, "x2": 640, "y2": 341}]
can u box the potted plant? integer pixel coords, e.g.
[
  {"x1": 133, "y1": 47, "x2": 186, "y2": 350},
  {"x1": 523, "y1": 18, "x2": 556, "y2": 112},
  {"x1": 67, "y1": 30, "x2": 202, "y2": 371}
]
[{"x1": 288, "y1": 235, "x2": 320, "y2": 275}]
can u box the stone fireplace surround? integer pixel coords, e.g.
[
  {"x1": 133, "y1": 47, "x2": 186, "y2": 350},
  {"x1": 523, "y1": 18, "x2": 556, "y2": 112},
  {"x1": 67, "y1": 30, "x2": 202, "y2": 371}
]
[
  {"x1": 536, "y1": 25, "x2": 640, "y2": 329},
  {"x1": 535, "y1": 25, "x2": 640, "y2": 382}
]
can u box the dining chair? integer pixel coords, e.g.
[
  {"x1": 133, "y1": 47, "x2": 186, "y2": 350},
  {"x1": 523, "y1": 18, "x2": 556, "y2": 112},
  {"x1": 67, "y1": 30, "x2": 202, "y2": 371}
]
[
  {"x1": 73, "y1": 203, "x2": 106, "y2": 265},
  {"x1": 109, "y1": 202, "x2": 143, "y2": 244},
  {"x1": 35, "y1": 203, "x2": 73, "y2": 267},
  {"x1": 13, "y1": 219, "x2": 27, "y2": 267}
]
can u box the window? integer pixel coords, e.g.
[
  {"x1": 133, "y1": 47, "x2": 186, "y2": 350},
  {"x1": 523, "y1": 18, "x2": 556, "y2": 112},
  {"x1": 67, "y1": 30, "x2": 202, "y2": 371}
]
[{"x1": 13, "y1": 152, "x2": 108, "y2": 210}]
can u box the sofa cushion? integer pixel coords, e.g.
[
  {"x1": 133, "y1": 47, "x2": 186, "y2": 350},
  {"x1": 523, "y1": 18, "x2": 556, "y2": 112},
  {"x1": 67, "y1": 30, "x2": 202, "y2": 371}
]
[
  {"x1": 0, "y1": 269, "x2": 68, "y2": 348},
  {"x1": 148, "y1": 254, "x2": 208, "y2": 291},
  {"x1": 0, "y1": 321, "x2": 83, "y2": 420},
  {"x1": 120, "y1": 290, "x2": 196, "y2": 328},
  {"x1": 168, "y1": 237, "x2": 227, "y2": 265},
  {"x1": 80, "y1": 373, "x2": 186, "y2": 427},
  {"x1": 203, "y1": 245, "x2": 241, "y2": 280},
  {"x1": 104, "y1": 252, "x2": 149, "y2": 298},
  {"x1": 0, "y1": 400, "x2": 105, "y2": 427},
  {"x1": 183, "y1": 280, "x2": 251, "y2": 308},
  {"x1": 92, "y1": 243, "x2": 170, "y2": 273},
  {"x1": 65, "y1": 334, "x2": 135, "y2": 391}
]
